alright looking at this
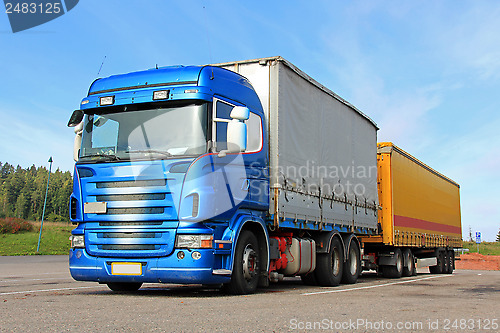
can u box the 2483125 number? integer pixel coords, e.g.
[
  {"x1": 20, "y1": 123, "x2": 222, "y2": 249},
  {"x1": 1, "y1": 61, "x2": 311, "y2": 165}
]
[{"x1": 5, "y1": 2, "x2": 62, "y2": 14}]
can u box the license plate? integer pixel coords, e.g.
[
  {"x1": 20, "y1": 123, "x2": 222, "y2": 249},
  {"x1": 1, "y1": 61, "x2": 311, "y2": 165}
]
[{"x1": 111, "y1": 262, "x2": 142, "y2": 275}]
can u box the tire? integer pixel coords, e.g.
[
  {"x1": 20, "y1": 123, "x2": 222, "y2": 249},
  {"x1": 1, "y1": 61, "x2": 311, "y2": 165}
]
[
  {"x1": 341, "y1": 240, "x2": 361, "y2": 284},
  {"x1": 402, "y1": 249, "x2": 415, "y2": 277},
  {"x1": 445, "y1": 250, "x2": 454, "y2": 274},
  {"x1": 106, "y1": 282, "x2": 142, "y2": 292},
  {"x1": 382, "y1": 248, "x2": 403, "y2": 278},
  {"x1": 443, "y1": 250, "x2": 450, "y2": 273},
  {"x1": 315, "y1": 236, "x2": 344, "y2": 287},
  {"x1": 226, "y1": 230, "x2": 260, "y2": 295},
  {"x1": 429, "y1": 250, "x2": 444, "y2": 274},
  {"x1": 300, "y1": 272, "x2": 318, "y2": 286}
]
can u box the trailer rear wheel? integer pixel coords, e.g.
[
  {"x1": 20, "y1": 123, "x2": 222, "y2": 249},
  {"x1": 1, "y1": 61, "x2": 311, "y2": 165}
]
[
  {"x1": 315, "y1": 237, "x2": 344, "y2": 286},
  {"x1": 226, "y1": 230, "x2": 260, "y2": 295},
  {"x1": 402, "y1": 249, "x2": 415, "y2": 277},
  {"x1": 382, "y1": 248, "x2": 403, "y2": 278},
  {"x1": 106, "y1": 282, "x2": 142, "y2": 292},
  {"x1": 445, "y1": 250, "x2": 455, "y2": 274},
  {"x1": 341, "y1": 240, "x2": 360, "y2": 284},
  {"x1": 429, "y1": 250, "x2": 445, "y2": 274}
]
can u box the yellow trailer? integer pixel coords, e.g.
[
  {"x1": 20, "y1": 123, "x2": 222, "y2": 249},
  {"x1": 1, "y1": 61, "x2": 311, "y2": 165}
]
[{"x1": 360, "y1": 142, "x2": 462, "y2": 277}]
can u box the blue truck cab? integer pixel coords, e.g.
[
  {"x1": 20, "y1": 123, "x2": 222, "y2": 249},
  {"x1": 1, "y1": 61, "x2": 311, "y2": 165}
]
[{"x1": 68, "y1": 65, "x2": 269, "y2": 294}]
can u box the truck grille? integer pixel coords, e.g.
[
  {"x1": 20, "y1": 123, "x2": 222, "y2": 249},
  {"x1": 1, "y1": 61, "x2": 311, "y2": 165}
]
[
  {"x1": 81, "y1": 170, "x2": 182, "y2": 258},
  {"x1": 83, "y1": 177, "x2": 178, "y2": 225}
]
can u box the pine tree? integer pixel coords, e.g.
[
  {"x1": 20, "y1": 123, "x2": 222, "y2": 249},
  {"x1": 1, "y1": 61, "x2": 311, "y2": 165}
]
[
  {"x1": 497, "y1": 229, "x2": 500, "y2": 242},
  {"x1": 0, "y1": 161, "x2": 72, "y2": 221}
]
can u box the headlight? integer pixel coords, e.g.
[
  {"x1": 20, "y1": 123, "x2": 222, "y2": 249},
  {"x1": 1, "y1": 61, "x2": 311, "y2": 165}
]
[
  {"x1": 175, "y1": 235, "x2": 213, "y2": 249},
  {"x1": 70, "y1": 235, "x2": 85, "y2": 248}
]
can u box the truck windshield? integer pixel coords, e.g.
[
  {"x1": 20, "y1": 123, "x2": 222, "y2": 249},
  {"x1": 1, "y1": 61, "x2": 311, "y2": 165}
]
[{"x1": 79, "y1": 103, "x2": 208, "y2": 162}]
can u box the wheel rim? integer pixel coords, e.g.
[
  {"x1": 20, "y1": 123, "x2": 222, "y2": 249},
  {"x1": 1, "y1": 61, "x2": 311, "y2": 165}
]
[
  {"x1": 242, "y1": 244, "x2": 258, "y2": 281},
  {"x1": 396, "y1": 253, "x2": 402, "y2": 272},
  {"x1": 332, "y1": 247, "x2": 341, "y2": 276},
  {"x1": 349, "y1": 247, "x2": 358, "y2": 275}
]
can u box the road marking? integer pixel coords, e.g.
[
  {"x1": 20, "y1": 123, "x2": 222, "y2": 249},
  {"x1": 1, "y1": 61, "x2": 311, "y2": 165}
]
[
  {"x1": 0, "y1": 272, "x2": 68, "y2": 278},
  {"x1": 302, "y1": 275, "x2": 453, "y2": 296},
  {"x1": 0, "y1": 285, "x2": 106, "y2": 296},
  {"x1": 0, "y1": 277, "x2": 73, "y2": 283}
]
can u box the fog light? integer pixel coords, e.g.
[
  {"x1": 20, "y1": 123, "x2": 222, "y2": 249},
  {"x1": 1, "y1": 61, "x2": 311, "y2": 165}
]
[
  {"x1": 70, "y1": 235, "x2": 85, "y2": 248},
  {"x1": 177, "y1": 251, "x2": 185, "y2": 260},
  {"x1": 192, "y1": 251, "x2": 201, "y2": 260}
]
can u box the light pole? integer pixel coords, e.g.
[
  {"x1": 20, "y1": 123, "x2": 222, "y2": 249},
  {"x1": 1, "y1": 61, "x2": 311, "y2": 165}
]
[{"x1": 36, "y1": 157, "x2": 53, "y2": 253}]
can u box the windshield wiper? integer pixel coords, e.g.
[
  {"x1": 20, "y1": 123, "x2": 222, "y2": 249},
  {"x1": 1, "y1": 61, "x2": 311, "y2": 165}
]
[
  {"x1": 80, "y1": 153, "x2": 121, "y2": 161},
  {"x1": 125, "y1": 149, "x2": 173, "y2": 157}
]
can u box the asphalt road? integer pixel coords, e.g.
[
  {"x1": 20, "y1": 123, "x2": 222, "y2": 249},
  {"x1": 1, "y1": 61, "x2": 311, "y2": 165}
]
[{"x1": 0, "y1": 256, "x2": 499, "y2": 332}]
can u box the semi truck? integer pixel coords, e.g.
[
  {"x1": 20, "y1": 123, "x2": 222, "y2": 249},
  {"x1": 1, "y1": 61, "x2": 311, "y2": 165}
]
[{"x1": 67, "y1": 56, "x2": 462, "y2": 294}]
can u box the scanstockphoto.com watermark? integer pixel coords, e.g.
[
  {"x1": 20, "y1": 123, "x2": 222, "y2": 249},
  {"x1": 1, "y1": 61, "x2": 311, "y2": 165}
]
[
  {"x1": 3, "y1": 0, "x2": 79, "y2": 33},
  {"x1": 289, "y1": 318, "x2": 499, "y2": 331}
]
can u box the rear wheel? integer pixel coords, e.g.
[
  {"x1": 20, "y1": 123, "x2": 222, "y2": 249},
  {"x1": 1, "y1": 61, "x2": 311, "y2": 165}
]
[
  {"x1": 106, "y1": 282, "x2": 142, "y2": 292},
  {"x1": 429, "y1": 250, "x2": 444, "y2": 274},
  {"x1": 445, "y1": 250, "x2": 455, "y2": 274},
  {"x1": 382, "y1": 248, "x2": 403, "y2": 278},
  {"x1": 315, "y1": 236, "x2": 344, "y2": 287},
  {"x1": 341, "y1": 240, "x2": 361, "y2": 284},
  {"x1": 402, "y1": 249, "x2": 415, "y2": 277},
  {"x1": 226, "y1": 230, "x2": 260, "y2": 295}
]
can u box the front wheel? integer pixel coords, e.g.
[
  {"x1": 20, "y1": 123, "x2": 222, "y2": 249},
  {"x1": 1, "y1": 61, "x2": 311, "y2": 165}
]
[
  {"x1": 106, "y1": 282, "x2": 142, "y2": 292},
  {"x1": 382, "y1": 248, "x2": 403, "y2": 278},
  {"x1": 226, "y1": 230, "x2": 260, "y2": 295}
]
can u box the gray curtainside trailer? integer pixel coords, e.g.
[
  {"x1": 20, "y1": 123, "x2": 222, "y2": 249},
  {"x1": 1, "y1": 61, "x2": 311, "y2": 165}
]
[{"x1": 216, "y1": 57, "x2": 379, "y2": 233}]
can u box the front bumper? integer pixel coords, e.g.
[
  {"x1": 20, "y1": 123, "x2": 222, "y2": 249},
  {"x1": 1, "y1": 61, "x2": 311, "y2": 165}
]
[{"x1": 69, "y1": 248, "x2": 231, "y2": 285}]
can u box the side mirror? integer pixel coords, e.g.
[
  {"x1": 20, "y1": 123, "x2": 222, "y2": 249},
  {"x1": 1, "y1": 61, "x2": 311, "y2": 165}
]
[
  {"x1": 217, "y1": 107, "x2": 249, "y2": 157},
  {"x1": 229, "y1": 106, "x2": 250, "y2": 121},
  {"x1": 68, "y1": 110, "x2": 84, "y2": 127}
]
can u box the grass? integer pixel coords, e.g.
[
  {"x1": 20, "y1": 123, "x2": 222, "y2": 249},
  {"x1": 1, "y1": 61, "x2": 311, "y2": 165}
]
[
  {"x1": 462, "y1": 241, "x2": 500, "y2": 256},
  {"x1": 0, "y1": 221, "x2": 74, "y2": 256}
]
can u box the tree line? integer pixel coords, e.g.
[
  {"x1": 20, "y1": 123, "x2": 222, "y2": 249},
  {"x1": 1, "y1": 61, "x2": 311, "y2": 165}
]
[{"x1": 0, "y1": 162, "x2": 72, "y2": 222}]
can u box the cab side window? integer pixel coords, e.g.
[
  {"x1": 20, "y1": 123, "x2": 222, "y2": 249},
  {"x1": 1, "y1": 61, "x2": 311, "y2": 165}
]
[
  {"x1": 214, "y1": 101, "x2": 233, "y2": 151},
  {"x1": 213, "y1": 99, "x2": 263, "y2": 152}
]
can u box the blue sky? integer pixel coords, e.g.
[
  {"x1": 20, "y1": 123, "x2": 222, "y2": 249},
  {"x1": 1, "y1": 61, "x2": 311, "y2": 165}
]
[{"x1": 1, "y1": 0, "x2": 499, "y2": 241}]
